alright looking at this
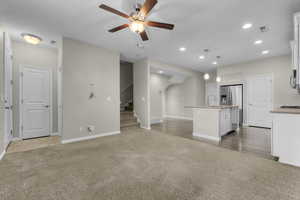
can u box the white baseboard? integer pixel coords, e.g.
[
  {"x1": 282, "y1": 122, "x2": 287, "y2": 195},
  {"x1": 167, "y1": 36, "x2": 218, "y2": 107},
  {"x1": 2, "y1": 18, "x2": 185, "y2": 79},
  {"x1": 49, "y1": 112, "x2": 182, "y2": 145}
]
[
  {"x1": 140, "y1": 125, "x2": 151, "y2": 130},
  {"x1": 61, "y1": 131, "x2": 120, "y2": 144},
  {"x1": 12, "y1": 137, "x2": 22, "y2": 142},
  {"x1": 151, "y1": 119, "x2": 163, "y2": 125},
  {"x1": 51, "y1": 132, "x2": 60, "y2": 136},
  {"x1": 193, "y1": 132, "x2": 221, "y2": 142},
  {"x1": 242, "y1": 123, "x2": 249, "y2": 127},
  {"x1": 279, "y1": 158, "x2": 300, "y2": 168},
  {"x1": 0, "y1": 150, "x2": 6, "y2": 161},
  {"x1": 164, "y1": 115, "x2": 193, "y2": 121}
]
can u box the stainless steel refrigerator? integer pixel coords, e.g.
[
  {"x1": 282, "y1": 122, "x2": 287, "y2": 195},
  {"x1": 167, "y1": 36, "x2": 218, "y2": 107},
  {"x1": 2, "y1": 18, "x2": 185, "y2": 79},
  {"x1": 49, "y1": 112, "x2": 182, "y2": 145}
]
[{"x1": 220, "y1": 85, "x2": 243, "y2": 125}]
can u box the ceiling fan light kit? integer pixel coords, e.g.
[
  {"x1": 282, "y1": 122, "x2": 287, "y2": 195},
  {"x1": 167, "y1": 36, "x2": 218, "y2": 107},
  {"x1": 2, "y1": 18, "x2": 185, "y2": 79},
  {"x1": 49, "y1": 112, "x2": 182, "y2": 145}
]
[
  {"x1": 99, "y1": 0, "x2": 175, "y2": 41},
  {"x1": 129, "y1": 21, "x2": 145, "y2": 33}
]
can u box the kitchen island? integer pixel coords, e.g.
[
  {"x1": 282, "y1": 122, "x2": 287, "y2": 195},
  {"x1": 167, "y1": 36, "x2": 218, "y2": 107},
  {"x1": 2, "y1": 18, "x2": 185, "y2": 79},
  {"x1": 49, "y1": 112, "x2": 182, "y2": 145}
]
[{"x1": 187, "y1": 106, "x2": 239, "y2": 142}]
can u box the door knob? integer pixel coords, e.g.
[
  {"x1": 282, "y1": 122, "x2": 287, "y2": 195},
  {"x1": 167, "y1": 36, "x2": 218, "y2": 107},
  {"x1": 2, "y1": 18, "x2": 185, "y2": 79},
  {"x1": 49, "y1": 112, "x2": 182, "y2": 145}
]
[{"x1": 45, "y1": 105, "x2": 50, "y2": 108}]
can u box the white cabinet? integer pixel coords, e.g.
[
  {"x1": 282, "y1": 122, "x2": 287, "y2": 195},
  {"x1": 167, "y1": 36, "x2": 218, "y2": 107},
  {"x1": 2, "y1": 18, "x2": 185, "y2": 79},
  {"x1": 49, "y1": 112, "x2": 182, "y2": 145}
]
[
  {"x1": 219, "y1": 108, "x2": 232, "y2": 136},
  {"x1": 293, "y1": 13, "x2": 300, "y2": 90},
  {"x1": 271, "y1": 113, "x2": 300, "y2": 167},
  {"x1": 192, "y1": 106, "x2": 239, "y2": 142},
  {"x1": 290, "y1": 41, "x2": 297, "y2": 70}
]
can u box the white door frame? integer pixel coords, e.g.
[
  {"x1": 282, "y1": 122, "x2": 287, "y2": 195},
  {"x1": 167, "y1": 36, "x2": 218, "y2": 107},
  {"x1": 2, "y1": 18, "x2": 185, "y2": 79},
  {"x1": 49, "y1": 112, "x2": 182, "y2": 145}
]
[
  {"x1": 19, "y1": 64, "x2": 53, "y2": 139},
  {"x1": 246, "y1": 73, "x2": 274, "y2": 128},
  {"x1": 3, "y1": 32, "x2": 13, "y2": 148}
]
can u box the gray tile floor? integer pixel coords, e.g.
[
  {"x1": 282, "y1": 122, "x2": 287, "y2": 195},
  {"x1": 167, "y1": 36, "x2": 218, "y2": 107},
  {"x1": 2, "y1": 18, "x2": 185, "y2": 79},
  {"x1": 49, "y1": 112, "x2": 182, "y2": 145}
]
[{"x1": 151, "y1": 118, "x2": 273, "y2": 160}]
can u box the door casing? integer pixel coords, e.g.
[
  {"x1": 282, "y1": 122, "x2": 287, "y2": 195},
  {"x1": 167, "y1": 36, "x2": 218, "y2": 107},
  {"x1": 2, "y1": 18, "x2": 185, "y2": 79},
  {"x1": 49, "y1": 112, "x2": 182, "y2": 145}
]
[{"x1": 3, "y1": 32, "x2": 13, "y2": 148}]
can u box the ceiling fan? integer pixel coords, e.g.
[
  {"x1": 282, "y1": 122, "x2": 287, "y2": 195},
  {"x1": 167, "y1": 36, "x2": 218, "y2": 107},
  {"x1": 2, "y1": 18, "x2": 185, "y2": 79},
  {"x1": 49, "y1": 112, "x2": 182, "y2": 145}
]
[{"x1": 99, "y1": 0, "x2": 175, "y2": 41}]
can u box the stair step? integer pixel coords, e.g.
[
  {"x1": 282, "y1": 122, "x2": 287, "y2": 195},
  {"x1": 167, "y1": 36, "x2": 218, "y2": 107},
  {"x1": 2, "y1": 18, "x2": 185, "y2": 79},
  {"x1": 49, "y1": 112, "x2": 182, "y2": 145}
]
[
  {"x1": 120, "y1": 111, "x2": 138, "y2": 128},
  {"x1": 121, "y1": 111, "x2": 134, "y2": 114},
  {"x1": 120, "y1": 112, "x2": 135, "y2": 120},
  {"x1": 121, "y1": 122, "x2": 139, "y2": 128},
  {"x1": 121, "y1": 118, "x2": 137, "y2": 123}
]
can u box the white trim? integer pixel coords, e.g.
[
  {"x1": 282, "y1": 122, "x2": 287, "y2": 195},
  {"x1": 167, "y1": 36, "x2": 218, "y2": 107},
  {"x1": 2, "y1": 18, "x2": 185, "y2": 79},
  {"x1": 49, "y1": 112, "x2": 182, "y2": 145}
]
[
  {"x1": 147, "y1": 61, "x2": 151, "y2": 129},
  {"x1": 51, "y1": 132, "x2": 60, "y2": 136},
  {"x1": 140, "y1": 126, "x2": 151, "y2": 130},
  {"x1": 11, "y1": 137, "x2": 22, "y2": 142},
  {"x1": 57, "y1": 66, "x2": 63, "y2": 137},
  {"x1": 61, "y1": 131, "x2": 121, "y2": 144},
  {"x1": 151, "y1": 119, "x2": 163, "y2": 124},
  {"x1": 164, "y1": 115, "x2": 193, "y2": 120},
  {"x1": 3, "y1": 32, "x2": 13, "y2": 149},
  {"x1": 19, "y1": 65, "x2": 53, "y2": 139},
  {"x1": 133, "y1": 111, "x2": 137, "y2": 118},
  {"x1": 279, "y1": 158, "x2": 300, "y2": 168},
  {"x1": 242, "y1": 123, "x2": 249, "y2": 127},
  {"x1": 193, "y1": 132, "x2": 221, "y2": 142},
  {"x1": 57, "y1": 37, "x2": 63, "y2": 139},
  {"x1": 0, "y1": 150, "x2": 6, "y2": 161}
]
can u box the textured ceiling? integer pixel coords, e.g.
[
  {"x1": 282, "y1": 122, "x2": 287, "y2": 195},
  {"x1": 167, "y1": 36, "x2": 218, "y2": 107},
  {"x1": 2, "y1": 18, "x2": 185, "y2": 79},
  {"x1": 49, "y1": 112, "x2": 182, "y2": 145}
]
[{"x1": 1, "y1": 0, "x2": 300, "y2": 72}]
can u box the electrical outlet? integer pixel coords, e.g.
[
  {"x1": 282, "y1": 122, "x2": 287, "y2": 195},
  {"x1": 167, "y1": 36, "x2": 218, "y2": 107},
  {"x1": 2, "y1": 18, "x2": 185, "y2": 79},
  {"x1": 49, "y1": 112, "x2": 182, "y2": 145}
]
[{"x1": 80, "y1": 126, "x2": 83, "y2": 132}]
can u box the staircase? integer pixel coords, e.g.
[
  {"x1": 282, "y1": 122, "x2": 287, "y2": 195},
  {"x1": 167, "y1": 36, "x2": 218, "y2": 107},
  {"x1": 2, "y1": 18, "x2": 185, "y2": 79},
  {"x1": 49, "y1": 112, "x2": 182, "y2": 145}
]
[
  {"x1": 121, "y1": 111, "x2": 139, "y2": 128},
  {"x1": 120, "y1": 84, "x2": 133, "y2": 112}
]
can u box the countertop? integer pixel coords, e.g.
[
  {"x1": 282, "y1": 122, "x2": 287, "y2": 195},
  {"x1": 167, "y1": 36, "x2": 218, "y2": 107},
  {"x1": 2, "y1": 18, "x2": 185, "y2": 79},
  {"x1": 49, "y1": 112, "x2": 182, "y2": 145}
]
[
  {"x1": 185, "y1": 105, "x2": 239, "y2": 110},
  {"x1": 271, "y1": 108, "x2": 300, "y2": 114}
]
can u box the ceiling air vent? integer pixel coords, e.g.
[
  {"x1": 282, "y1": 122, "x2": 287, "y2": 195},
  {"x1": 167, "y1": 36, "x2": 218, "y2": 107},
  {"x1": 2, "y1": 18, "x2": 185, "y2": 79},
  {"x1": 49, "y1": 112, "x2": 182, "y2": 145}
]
[{"x1": 260, "y1": 26, "x2": 269, "y2": 33}]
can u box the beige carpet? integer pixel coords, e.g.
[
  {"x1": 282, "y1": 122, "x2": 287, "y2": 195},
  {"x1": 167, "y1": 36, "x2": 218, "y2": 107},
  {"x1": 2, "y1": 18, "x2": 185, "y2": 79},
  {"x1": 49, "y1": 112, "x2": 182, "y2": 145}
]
[{"x1": 0, "y1": 127, "x2": 300, "y2": 200}]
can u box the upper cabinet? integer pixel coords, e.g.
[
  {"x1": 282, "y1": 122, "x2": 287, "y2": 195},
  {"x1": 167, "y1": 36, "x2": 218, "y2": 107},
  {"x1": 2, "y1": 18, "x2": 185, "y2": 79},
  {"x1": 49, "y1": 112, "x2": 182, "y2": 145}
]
[{"x1": 292, "y1": 13, "x2": 300, "y2": 92}]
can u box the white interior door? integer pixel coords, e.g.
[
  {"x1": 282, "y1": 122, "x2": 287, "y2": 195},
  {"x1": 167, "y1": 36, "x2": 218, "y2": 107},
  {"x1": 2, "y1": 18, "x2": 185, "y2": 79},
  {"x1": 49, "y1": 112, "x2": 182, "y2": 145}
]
[
  {"x1": 4, "y1": 32, "x2": 13, "y2": 147},
  {"x1": 20, "y1": 66, "x2": 52, "y2": 139},
  {"x1": 247, "y1": 75, "x2": 273, "y2": 128}
]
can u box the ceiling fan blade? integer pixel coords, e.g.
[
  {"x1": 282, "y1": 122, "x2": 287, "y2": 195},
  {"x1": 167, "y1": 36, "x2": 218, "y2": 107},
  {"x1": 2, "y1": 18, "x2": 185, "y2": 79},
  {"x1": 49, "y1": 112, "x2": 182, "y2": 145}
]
[
  {"x1": 99, "y1": 4, "x2": 130, "y2": 19},
  {"x1": 140, "y1": 0, "x2": 158, "y2": 17},
  {"x1": 109, "y1": 24, "x2": 129, "y2": 33},
  {"x1": 140, "y1": 31, "x2": 149, "y2": 41},
  {"x1": 146, "y1": 21, "x2": 175, "y2": 30}
]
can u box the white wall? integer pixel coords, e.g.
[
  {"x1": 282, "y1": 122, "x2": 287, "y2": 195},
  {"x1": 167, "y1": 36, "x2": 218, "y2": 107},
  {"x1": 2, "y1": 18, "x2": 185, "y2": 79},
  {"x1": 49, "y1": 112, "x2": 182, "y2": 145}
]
[
  {"x1": 62, "y1": 38, "x2": 120, "y2": 141},
  {"x1": 166, "y1": 76, "x2": 205, "y2": 119},
  {"x1": 133, "y1": 59, "x2": 150, "y2": 129},
  {"x1": 205, "y1": 71, "x2": 219, "y2": 106},
  {"x1": 150, "y1": 73, "x2": 169, "y2": 123},
  {"x1": 0, "y1": 30, "x2": 5, "y2": 155},
  {"x1": 149, "y1": 60, "x2": 206, "y2": 120},
  {"x1": 218, "y1": 55, "x2": 300, "y2": 107},
  {"x1": 12, "y1": 41, "x2": 59, "y2": 137},
  {"x1": 217, "y1": 55, "x2": 300, "y2": 123}
]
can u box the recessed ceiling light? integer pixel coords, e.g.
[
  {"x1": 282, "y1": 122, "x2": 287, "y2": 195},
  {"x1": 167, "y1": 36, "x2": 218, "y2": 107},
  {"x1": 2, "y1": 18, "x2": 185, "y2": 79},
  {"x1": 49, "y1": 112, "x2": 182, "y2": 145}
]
[
  {"x1": 21, "y1": 33, "x2": 42, "y2": 45},
  {"x1": 204, "y1": 73, "x2": 210, "y2": 80},
  {"x1": 199, "y1": 55, "x2": 205, "y2": 60},
  {"x1": 216, "y1": 76, "x2": 222, "y2": 83},
  {"x1": 254, "y1": 40, "x2": 263, "y2": 45},
  {"x1": 242, "y1": 23, "x2": 253, "y2": 29},
  {"x1": 179, "y1": 47, "x2": 186, "y2": 52},
  {"x1": 158, "y1": 70, "x2": 164, "y2": 74},
  {"x1": 212, "y1": 61, "x2": 218, "y2": 65},
  {"x1": 262, "y1": 50, "x2": 269, "y2": 55}
]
